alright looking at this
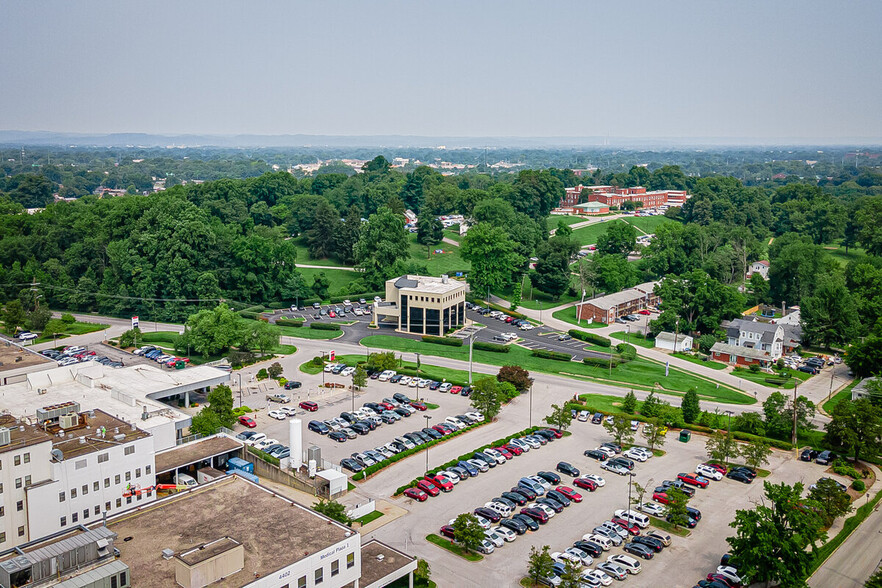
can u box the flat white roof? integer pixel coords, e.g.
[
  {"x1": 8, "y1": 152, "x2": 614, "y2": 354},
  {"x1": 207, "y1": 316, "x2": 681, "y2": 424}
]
[{"x1": 0, "y1": 361, "x2": 229, "y2": 431}]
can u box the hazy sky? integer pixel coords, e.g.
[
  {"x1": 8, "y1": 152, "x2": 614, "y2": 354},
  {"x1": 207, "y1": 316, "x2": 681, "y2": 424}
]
[{"x1": 1, "y1": 1, "x2": 880, "y2": 140}]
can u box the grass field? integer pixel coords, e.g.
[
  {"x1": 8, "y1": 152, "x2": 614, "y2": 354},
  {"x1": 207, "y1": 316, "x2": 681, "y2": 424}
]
[
  {"x1": 292, "y1": 237, "x2": 347, "y2": 267},
  {"x1": 334, "y1": 353, "x2": 492, "y2": 385},
  {"x1": 275, "y1": 324, "x2": 343, "y2": 340},
  {"x1": 546, "y1": 215, "x2": 587, "y2": 232},
  {"x1": 406, "y1": 233, "x2": 470, "y2": 277},
  {"x1": 425, "y1": 534, "x2": 483, "y2": 562},
  {"x1": 443, "y1": 228, "x2": 462, "y2": 243},
  {"x1": 609, "y1": 330, "x2": 655, "y2": 348},
  {"x1": 822, "y1": 244, "x2": 867, "y2": 267},
  {"x1": 360, "y1": 335, "x2": 754, "y2": 404},
  {"x1": 731, "y1": 366, "x2": 810, "y2": 389},
  {"x1": 570, "y1": 219, "x2": 621, "y2": 247},
  {"x1": 34, "y1": 320, "x2": 109, "y2": 344},
  {"x1": 296, "y1": 267, "x2": 360, "y2": 294},
  {"x1": 497, "y1": 275, "x2": 581, "y2": 310},
  {"x1": 822, "y1": 378, "x2": 860, "y2": 414},
  {"x1": 353, "y1": 510, "x2": 384, "y2": 526},
  {"x1": 671, "y1": 352, "x2": 728, "y2": 370},
  {"x1": 551, "y1": 305, "x2": 606, "y2": 328},
  {"x1": 620, "y1": 215, "x2": 676, "y2": 234}
]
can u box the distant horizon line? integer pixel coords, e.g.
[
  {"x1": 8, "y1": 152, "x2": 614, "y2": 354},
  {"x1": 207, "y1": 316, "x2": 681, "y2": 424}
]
[{"x1": 1, "y1": 129, "x2": 881, "y2": 149}]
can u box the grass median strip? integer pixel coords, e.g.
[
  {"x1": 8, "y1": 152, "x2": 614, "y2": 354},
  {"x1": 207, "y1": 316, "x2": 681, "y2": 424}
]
[
  {"x1": 648, "y1": 516, "x2": 691, "y2": 537},
  {"x1": 360, "y1": 334, "x2": 754, "y2": 404},
  {"x1": 551, "y1": 305, "x2": 607, "y2": 328},
  {"x1": 671, "y1": 352, "x2": 727, "y2": 370},
  {"x1": 426, "y1": 534, "x2": 483, "y2": 561},
  {"x1": 609, "y1": 330, "x2": 655, "y2": 349},
  {"x1": 353, "y1": 511, "x2": 384, "y2": 526}
]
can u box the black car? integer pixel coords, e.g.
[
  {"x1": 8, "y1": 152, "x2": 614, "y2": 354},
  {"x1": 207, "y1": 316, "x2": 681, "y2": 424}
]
[
  {"x1": 584, "y1": 449, "x2": 607, "y2": 461},
  {"x1": 667, "y1": 513, "x2": 697, "y2": 528},
  {"x1": 798, "y1": 365, "x2": 819, "y2": 375},
  {"x1": 726, "y1": 470, "x2": 753, "y2": 484},
  {"x1": 340, "y1": 412, "x2": 358, "y2": 424},
  {"x1": 729, "y1": 466, "x2": 757, "y2": 479},
  {"x1": 546, "y1": 489, "x2": 571, "y2": 507},
  {"x1": 329, "y1": 431, "x2": 348, "y2": 442},
  {"x1": 608, "y1": 457, "x2": 635, "y2": 471},
  {"x1": 393, "y1": 407, "x2": 411, "y2": 418},
  {"x1": 537, "y1": 471, "x2": 561, "y2": 485},
  {"x1": 461, "y1": 386, "x2": 472, "y2": 397},
  {"x1": 572, "y1": 540, "x2": 603, "y2": 558},
  {"x1": 474, "y1": 507, "x2": 501, "y2": 523},
  {"x1": 632, "y1": 535, "x2": 664, "y2": 552},
  {"x1": 284, "y1": 381, "x2": 302, "y2": 390},
  {"x1": 349, "y1": 422, "x2": 370, "y2": 435},
  {"x1": 492, "y1": 496, "x2": 517, "y2": 509},
  {"x1": 393, "y1": 393, "x2": 411, "y2": 404},
  {"x1": 623, "y1": 542, "x2": 654, "y2": 560},
  {"x1": 414, "y1": 431, "x2": 432, "y2": 444},
  {"x1": 686, "y1": 506, "x2": 702, "y2": 521},
  {"x1": 365, "y1": 402, "x2": 385, "y2": 413},
  {"x1": 591, "y1": 412, "x2": 603, "y2": 424},
  {"x1": 534, "y1": 430, "x2": 556, "y2": 442},
  {"x1": 556, "y1": 462, "x2": 581, "y2": 477},
  {"x1": 511, "y1": 486, "x2": 537, "y2": 501},
  {"x1": 500, "y1": 517, "x2": 528, "y2": 535},
  {"x1": 308, "y1": 420, "x2": 329, "y2": 434},
  {"x1": 358, "y1": 419, "x2": 377, "y2": 431},
  {"x1": 403, "y1": 433, "x2": 423, "y2": 445},
  {"x1": 390, "y1": 374, "x2": 403, "y2": 383},
  {"x1": 428, "y1": 381, "x2": 441, "y2": 390},
  {"x1": 474, "y1": 452, "x2": 497, "y2": 467},
  {"x1": 800, "y1": 448, "x2": 819, "y2": 462},
  {"x1": 340, "y1": 458, "x2": 363, "y2": 472},
  {"x1": 502, "y1": 491, "x2": 528, "y2": 506},
  {"x1": 422, "y1": 427, "x2": 443, "y2": 439},
  {"x1": 815, "y1": 450, "x2": 835, "y2": 465},
  {"x1": 536, "y1": 497, "x2": 564, "y2": 513},
  {"x1": 512, "y1": 513, "x2": 540, "y2": 531},
  {"x1": 661, "y1": 480, "x2": 695, "y2": 497}
]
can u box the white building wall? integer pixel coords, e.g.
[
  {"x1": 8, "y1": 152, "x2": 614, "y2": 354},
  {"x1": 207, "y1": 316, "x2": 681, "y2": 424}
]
[
  {"x1": 0, "y1": 440, "x2": 52, "y2": 549},
  {"x1": 248, "y1": 534, "x2": 360, "y2": 588},
  {"x1": 27, "y1": 435, "x2": 156, "y2": 539},
  {"x1": 144, "y1": 419, "x2": 177, "y2": 452}
]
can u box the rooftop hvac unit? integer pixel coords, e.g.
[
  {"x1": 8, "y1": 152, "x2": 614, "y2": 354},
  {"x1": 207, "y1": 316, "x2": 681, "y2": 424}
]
[
  {"x1": 37, "y1": 388, "x2": 47, "y2": 395},
  {"x1": 59, "y1": 413, "x2": 80, "y2": 429},
  {"x1": 0, "y1": 427, "x2": 9, "y2": 447}
]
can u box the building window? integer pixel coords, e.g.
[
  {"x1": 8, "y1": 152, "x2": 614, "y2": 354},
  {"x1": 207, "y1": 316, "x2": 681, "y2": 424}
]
[
  {"x1": 136, "y1": 492, "x2": 142, "y2": 501},
  {"x1": 119, "y1": 572, "x2": 127, "y2": 586},
  {"x1": 347, "y1": 552, "x2": 355, "y2": 568},
  {"x1": 60, "y1": 516, "x2": 66, "y2": 527},
  {"x1": 0, "y1": 483, "x2": 4, "y2": 493},
  {"x1": 126, "y1": 496, "x2": 131, "y2": 505},
  {"x1": 23, "y1": 453, "x2": 29, "y2": 464},
  {"x1": 24, "y1": 476, "x2": 30, "y2": 487},
  {"x1": 105, "y1": 478, "x2": 110, "y2": 488},
  {"x1": 15, "y1": 478, "x2": 21, "y2": 489},
  {"x1": 331, "y1": 559, "x2": 339, "y2": 576},
  {"x1": 115, "y1": 498, "x2": 122, "y2": 508},
  {"x1": 0, "y1": 459, "x2": 3, "y2": 470},
  {"x1": 84, "y1": 509, "x2": 89, "y2": 519},
  {"x1": 93, "y1": 481, "x2": 99, "y2": 491},
  {"x1": 98, "y1": 453, "x2": 109, "y2": 463},
  {"x1": 72, "y1": 512, "x2": 78, "y2": 523},
  {"x1": 115, "y1": 475, "x2": 120, "y2": 485},
  {"x1": 75, "y1": 459, "x2": 87, "y2": 470},
  {"x1": 125, "y1": 472, "x2": 131, "y2": 482},
  {"x1": 94, "y1": 505, "x2": 100, "y2": 515},
  {"x1": 111, "y1": 575, "x2": 117, "y2": 588},
  {"x1": 16, "y1": 501, "x2": 22, "y2": 512},
  {"x1": 315, "y1": 568, "x2": 323, "y2": 584},
  {"x1": 0, "y1": 533, "x2": 5, "y2": 543},
  {"x1": 71, "y1": 488, "x2": 77, "y2": 498},
  {"x1": 297, "y1": 577, "x2": 306, "y2": 588},
  {"x1": 17, "y1": 527, "x2": 24, "y2": 537},
  {"x1": 105, "y1": 502, "x2": 111, "y2": 511},
  {"x1": 59, "y1": 492, "x2": 66, "y2": 502},
  {"x1": 0, "y1": 507, "x2": 4, "y2": 516},
  {"x1": 82, "y1": 484, "x2": 88, "y2": 495},
  {"x1": 124, "y1": 446, "x2": 135, "y2": 456},
  {"x1": 14, "y1": 455, "x2": 20, "y2": 466},
  {"x1": 135, "y1": 468, "x2": 141, "y2": 478},
  {"x1": 145, "y1": 465, "x2": 151, "y2": 475}
]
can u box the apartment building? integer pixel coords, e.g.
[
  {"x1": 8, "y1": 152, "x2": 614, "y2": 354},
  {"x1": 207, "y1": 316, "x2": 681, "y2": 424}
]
[{"x1": 575, "y1": 282, "x2": 659, "y2": 324}]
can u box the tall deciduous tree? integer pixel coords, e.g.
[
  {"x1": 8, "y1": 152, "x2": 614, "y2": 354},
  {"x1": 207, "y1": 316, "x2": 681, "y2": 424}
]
[
  {"x1": 741, "y1": 439, "x2": 772, "y2": 470},
  {"x1": 469, "y1": 377, "x2": 502, "y2": 421},
  {"x1": 706, "y1": 430, "x2": 739, "y2": 464},
  {"x1": 800, "y1": 273, "x2": 859, "y2": 347},
  {"x1": 681, "y1": 388, "x2": 701, "y2": 424},
  {"x1": 181, "y1": 303, "x2": 242, "y2": 357},
  {"x1": 305, "y1": 200, "x2": 341, "y2": 260},
  {"x1": 452, "y1": 513, "x2": 484, "y2": 553},
  {"x1": 544, "y1": 403, "x2": 573, "y2": 433},
  {"x1": 596, "y1": 221, "x2": 638, "y2": 256},
  {"x1": 190, "y1": 384, "x2": 236, "y2": 435},
  {"x1": 603, "y1": 414, "x2": 635, "y2": 446},
  {"x1": 527, "y1": 545, "x2": 555, "y2": 585},
  {"x1": 496, "y1": 365, "x2": 533, "y2": 392},
  {"x1": 460, "y1": 223, "x2": 520, "y2": 299},
  {"x1": 807, "y1": 478, "x2": 852, "y2": 526},
  {"x1": 416, "y1": 215, "x2": 444, "y2": 259},
  {"x1": 665, "y1": 488, "x2": 690, "y2": 528},
  {"x1": 825, "y1": 398, "x2": 882, "y2": 462}
]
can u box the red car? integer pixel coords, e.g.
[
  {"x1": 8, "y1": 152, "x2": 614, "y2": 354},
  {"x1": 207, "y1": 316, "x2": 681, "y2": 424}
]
[
  {"x1": 678, "y1": 473, "x2": 709, "y2": 488},
  {"x1": 703, "y1": 462, "x2": 728, "y2": 475},
  {"x1": 410, "y1": 401, "x2": 427, "y2": 411},
  {"x1": 238, "y1": 415, "x2": 256, "y2": 428},
  {"x1": 416, "y1": 480, "x2": 440, "y2": 496},
  {"x1": 555, "y1": 486, "x2": 583, "y2": 503},
  {"x1": 504, "y1": 444, "x2": 523, "y2": 456},
  {"x1": 404, "y1": 487, "x2": 428, "y2": 501},
  {"x1": 520, "y1": 507, "x2": 549, "y2": 524},
  {"x1": 544, "y1": 428, "x2": 563, "y2": 439},
  {"x1": 707, "y1": 573, "x2": 742, "y2": 588},
  {"x1": 440, "y1": 525, "x2": 456, "y2": 540},
  {"x1": 449, "y1": 386, "x2": 462, "y2": 395},
  {"x1": 611, "y1": 517, "x2": 641, "y2": 535},
  {"x1": 379, "y1": 402, "x2": 394, "y2": 410},
  {"x1": 638, "y1": 309, "x2": 651, "y2": 315},
  {"x1": 493, "y1": 447, "x2": 513, "y2": 459},
  {"x1": 299, "y1": 401, "x2": 319, "y2": 412},
  {"x1": 432, "y1": 425, "x2": 449, "y2": 436},
  {"x1": 652, "y1": 491, "x2": 670, "y2": 504},
  {"x1": 328, "y1": 311, "x2": 336, "y2": 318},
  {"x1": 424, "y1": 474, "x2": 453, "y2": 492},
  {"x1": 505, "y1": 316, "x2": 514, "y2": 323},
  {"x1": 573, "y1": 478, "x2": 598, "y2": 492}
]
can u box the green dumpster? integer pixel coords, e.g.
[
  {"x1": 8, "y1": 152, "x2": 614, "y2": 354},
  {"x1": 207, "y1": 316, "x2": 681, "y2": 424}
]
[
  {"x1": 679, "y1": 430, "x2": 691, "y2": 443},
  {"x1": 174, "y1": 360, "x2": 186, "y2": 369}
]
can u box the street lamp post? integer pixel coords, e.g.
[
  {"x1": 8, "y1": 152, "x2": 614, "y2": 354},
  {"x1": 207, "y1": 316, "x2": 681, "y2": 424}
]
[
  {"x1": 468, "y1": 334, "x2": 474, "y2": 385},
  {"x1": 529, "y1": 384, "x2": 533, "y2": 428},
  {"x1": 792, "y1": 382, "x2": 799, "y2": 457},
  {"x1": 627, "y1": 472, "x2": 635, "y2": 512},
  {"x1": 424, "y1": 415, "x2": 432, "y2": 472},
  {"x1": 724, "y1": 410, "x2": 734, "y2": 469}
]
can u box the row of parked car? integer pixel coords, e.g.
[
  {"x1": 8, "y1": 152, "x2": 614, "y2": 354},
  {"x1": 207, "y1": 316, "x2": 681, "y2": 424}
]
[
  {"x1": 466, "y1": 302, "x2": 535, "y2": 330},
  {"x1": 42, "y1": 346, "x2": 124, "y2": 368},
  {"x1": 235, "y1": 430, "x2": 291, "y2": 460},
  {"x1": 133, "y1": 345, "x2": 190, "y2": 367}
]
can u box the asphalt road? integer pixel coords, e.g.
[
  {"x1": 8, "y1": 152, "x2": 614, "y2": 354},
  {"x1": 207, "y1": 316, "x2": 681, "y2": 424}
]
[{"x1": 809, "y1": 493, "x2": 882, "y2": 588}]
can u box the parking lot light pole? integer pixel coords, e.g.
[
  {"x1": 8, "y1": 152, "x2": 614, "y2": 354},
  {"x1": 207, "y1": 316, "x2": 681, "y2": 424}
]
[
  {"x1": 627, "y1": 472, "x2": 635, "y2": 511},
  {"x1": 724, "y1": 410, "x2": 734, "y2": 469},
  {"x1": 424, "y1": 415, "x2": 432, "y2": 472},
  {"x1": 468, "y1": 334, "x2": 474, "y2": 385},
  {"x1": 529, "y1": 384, "x2": 533, "y2": 428}
]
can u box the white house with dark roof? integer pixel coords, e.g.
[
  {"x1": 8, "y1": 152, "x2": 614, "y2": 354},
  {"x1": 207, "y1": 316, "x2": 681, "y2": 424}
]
[
  {"x1": 711, "y1": 318, "x2": 785, "y2": 366},
  {"x1": 747, "y1": 260, "x2": 770, "y2": 280}
]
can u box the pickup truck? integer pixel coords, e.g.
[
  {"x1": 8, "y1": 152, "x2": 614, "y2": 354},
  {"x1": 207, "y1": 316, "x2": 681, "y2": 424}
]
[{"x1": 266, "y1": 393, "x2": 291, "y2": 403}]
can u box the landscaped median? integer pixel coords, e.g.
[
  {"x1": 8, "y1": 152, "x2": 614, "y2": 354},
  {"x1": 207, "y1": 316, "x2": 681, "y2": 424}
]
[
  {"x1": 425, "y1": 533, "x2": 483, "y2": 562},
  {"x1": 391, "y1": 426, "x2": 551, "y2": 494}
]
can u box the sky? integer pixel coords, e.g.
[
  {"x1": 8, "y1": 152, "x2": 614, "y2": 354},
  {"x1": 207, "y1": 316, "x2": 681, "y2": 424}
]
[{"x1": 1, "y1": 1, "x2": 880, "y2": 142}]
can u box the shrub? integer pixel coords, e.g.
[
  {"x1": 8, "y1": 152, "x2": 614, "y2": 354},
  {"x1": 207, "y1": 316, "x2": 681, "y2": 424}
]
[
  {"x1": 276, "y1": 318, "x2": 304, "y2": 327},
  {"x1": 832, "y1": 459, "x2": 861, "y2": 479},
  {"x1": 852, "y1": 480, "x2": 866, "y2": 492},
  {"x1": 239, "y1": 311, "x2": 261, "y2": 320},
  {"x1": 473, "y1": 341, "x2": 510, "y2": 353},
  {"x1": 764, "y1": 377, "x2": 790, "y2": 385},
  {"x1": 246, "y1": 445, "x2": 280, "y2": 467},
  {"x1": 310, "y1": 322, "x2": 342, "y2": 331},
  {"x1": 748, "y1": 363, "x2": 761, "y2": 373},
  {"x1": 697, "y1": 333, "x2": 717, "y2": 353},
  {"x1": 568, "y1": 329, "x2": 611, "y2": 347},
  {"x1": 256, "y1": 368, "x2": 268, "y2": 380},
  {"x1": 731, "y1": 430, "x2": 792, "y2": 451},
  {"x1": 421, "y1": 335, "x2": 463, "y2": 347},
  {"x1": 583, "y1": 356, "x2": 619, "y2": 368},
  {"x1": 61, "y1": 313, "x2": 76, "y2": 324},
  {"x1": 615, "y1": 343, "x2": 637, "y2": 361},
  {"x1": 531, "y1": 349, "x2": 572, "y2": 361}
]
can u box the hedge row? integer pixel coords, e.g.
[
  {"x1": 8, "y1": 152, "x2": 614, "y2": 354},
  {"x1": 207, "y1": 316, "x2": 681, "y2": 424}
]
[
  {"x1": 239, "y1": 311, "x2": 261, "y2": 320},
  {"x1": 422, "y1": 335, "x2": 464, "y2": 347},
  {"x1": 569, "y1": 329, "x2": 611, "y2": 347},
  {"x1": 276, "y1": 318, "x2": 305, "y2": 327},
  {"x1": 395, "y1": 366, "x2": 468, "y2": 387},
  {"x1": 615, "y1": 343, "x2": 637, "y2": 361},
  {"x1": 583, "y1": 356, "x2": 619, "y2": 368},
  {"x1": 310, "y1": 322, "x2": 342, "y2": 331},
  {"x1": 240, "y1": 305, "x2": 266, "y2": 313},
  {"x1": 246, "y1": 445, "x2": 280, "y2": 467},
  {"x1": 352, "y1": 420, "x2": 490, "y2": 482},
  {"x1": 531, "y1": 349, "x2": 572, "y2": 361},
  {"x1": 391, "y1": 425, "x2": 545, "y2": 495},
  {"x1": 565, "y1": 399, "x2": 793, "y2": 450},
  {"x1": 469, "y1": 297, "x2": 529, "y2": 321},
  {"x1": 473, "y1": 341, "x2": 510, "y2": 353}
]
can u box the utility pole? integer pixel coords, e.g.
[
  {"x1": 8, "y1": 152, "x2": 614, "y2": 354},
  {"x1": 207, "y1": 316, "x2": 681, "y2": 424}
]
[
  {"x1": 724, "y1": 410, "x2": 734, "y2": 470},
  {"x1": 827, "y1": 363, "x2": 836, "y2": 402},
  {"x1": 792, "y1": 382, "x2": 799, "y2": 457},
  {"x1": 529, "y1": 384, "x2": 533, "y2": 428},
  {"x1": 424, "y1": 415, "x2": 432, "y2": 472},
  {"x1": 468, "y1": 334, "x2": 474, "y2": 385}
]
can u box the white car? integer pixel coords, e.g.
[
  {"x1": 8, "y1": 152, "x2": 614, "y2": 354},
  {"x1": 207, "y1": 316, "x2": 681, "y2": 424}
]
[
  {"x1": 582, "y1": 474, "x2": 605, "y2": 487},
  {"x1": 530, "y1": 502, "x2": 556, "y2": 519},
  {"x1": 394, "y1": 436, "x2": 415, "y2": 450},
  {"x1": 578, "y1": 410, "x2": 590, "y2": 422},
  {"x1": 445, "y1": 417, "x2": 467, "y2": 430},
  {"x1": 551, "y1": 551, "x2": 582, "y2": 567},
  {"x1": 341, "y1": 367, "x2": 356, "y2": 377},
  {"x1": 468, "y1": 459, "x2": 490, "y2": 473},
  {"x1": 323, "y1": 363, "x2": 339, "y2": 373},
  {"x1": 637, "y1": 502, "x2": 665, "y2": 516},
  {"x1": 519, "y1": 324, "x2": 534, "y2": 330},
  {"x1": 255, "y1": 438, "x2": 279, "y2": 451},
  {"x1": 583, "y1": 534, "x2": 612, "y2": 551},
  {"x1": 484, "y1": 448, "x2": 506, "y2": 464},
  {"x1": 268, "y1": 410, "x2": 287, "y2": 420},
  {"x1": 715, "y1": 566, "x2": 743, "y2": 585},
  {"x1": 398, "y1": 376, "x2": 412, "y2": 386},
  {"x1": 245, "y1": 433, "x2": 266, "y2": 446},
  {"x1": 493, "y1": 526, "x2": 517, "y2": 542},
  {"x1": 439, "y1": 383, "x2": 453, "y2": 392},
  {"x1": 623, "y1": 448, "x2": 649, "y2": 462},
  {"x1": 477, "y1": 538, "x2": 495, "y2": 554},
  {"x1": 280, "y1": 406, "x2": 298, "y2": 417},
  {"x1": 474, "y1": 516, "x2": 491, "y2": 530},
  {"x1": 565, "y1": 547, "x2": 594, "y2": 567},
  {"x1": 378, "y1": 370, "x2": 396, "y2": 381},
  {"x1": 443, "y1": 470, "x2": 460, "y2": 484},
  {"x1": 630, "y1": 420, "x2": 639, "y2": 431},
  {"x1": 529, "y1": 476, "x2": 552, "y2": 490},
  {"x1": 582, "y1": 569, "x2": 613, "y2": 586},
  {"x1": 600, "y1": 462, "x2": 629, "y2": 476},
  {"x1": 608, "y1": 554, "x2": 641, "y2": 575},
  {"x1": 374, "y1": 446, "x2": 393, "y2": 459},
  {"x1": 509, "y1": 438, "x2": 530, "y2": 452},
  {"x1": 696, "y1": 464, "x2": 724, "y2": 480},
  {"x1": 521, "y1": 437, "x2": 541, "y2": 449},
  {"x1": 465, "y1": 411, "x2": 485, "y2": 422},
  {"x1": 483, "y1": 530, "x2": 504, "y2": 548},
  {"x1": 596, "y1": 446, "x2": 616, "y2": 458},
  {"x1": 416, "y1": 378, "x2": 429, "y2": 388}
]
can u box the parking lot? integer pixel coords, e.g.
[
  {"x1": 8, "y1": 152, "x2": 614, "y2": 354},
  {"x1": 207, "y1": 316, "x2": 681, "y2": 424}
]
[{"x1": 369, "y1": 416, "x2": 837, "y2": 588}]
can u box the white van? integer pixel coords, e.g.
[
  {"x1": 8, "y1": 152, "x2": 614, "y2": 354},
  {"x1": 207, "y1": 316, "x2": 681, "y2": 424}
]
[
  {"x1": 175, "y1": 473, "x2": 198, "y2": 488},
  {"x1": 614, "y1": 509, "x2": 650, "y2": 529},
  {"x1": 608, "y1": 554, "x2": 642, "y2": 574},
  {"x1": 582, "y1": 533, "x2": 612, "y2": 550},
  {"x1": 484, "y1": 501, "x2": 513, "y2": 518}
]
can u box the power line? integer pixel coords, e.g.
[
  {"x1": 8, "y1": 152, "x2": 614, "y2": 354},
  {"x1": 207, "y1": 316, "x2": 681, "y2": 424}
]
[{"x1": 0, "y1": 282, "x2": 255, "y2": 306}]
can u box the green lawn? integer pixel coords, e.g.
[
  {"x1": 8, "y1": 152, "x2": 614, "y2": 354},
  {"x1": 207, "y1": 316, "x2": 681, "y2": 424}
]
[
  {"x1": 610, "y1": 330, "x2": 655, "y2": 349},
  {"x1": 822, "y1": 378, "x2": 859, "y2": 414},
  {"x1": 406, "y1": 233, "x2": 470, "y2": 277},
  {"x1": 297, "y1": 267, "x2": 360, "y2": 294},
  {"x1": 443, "y1": 228, "x2": 462, "y2": 243},
  {"x1": 497, "y1": 275, "x2": 581, "y2": 311},
  {"x1": 276, "y1": 325, "x2": 343, "y2": 340},
  {"x1": 620, "y1": 215, "x2": 676, "y2": 234},
  {"x1": 570, "y1": 220, "x2": 622, "y2": 247},
  {"x1": 425, "y1": 534, "x2": 483, "y2": 562},
  {"x1": 360, "y1": 335, "x2": 754, "y2": 404},
  {"x1": 300, "y1": 361, "x2": 325, "y2": 375},
  {"x1": 551, "y1": 305, "x2": 607, "y2": 328},
  {"x1": 292, "y1": 237, "x2": 347, "y2": 267},
  {"x1": 731, "y1": 366, "x2": 810, "y2": 389},
  {"x1": 353, "y1": 510, "x2": 384, "y2": 526},
  {"x1": 648, "y1": 516, "x2": 691, "y2": 537},
  {"x1": 671, "y1": 352, "x2": 727, "y2": 370},
  {"x1": 334, "y1": 353, "x2": 492, "y2": 385},
  {"x1": 34, "y1": 320, "x2": 110, "y2": 343},
  {"x1": 822, "y1": 244, "x2": 866, "y2": 267},
  {"x1": 546, "y1": 215, "x2": 587, "y2": 232}
]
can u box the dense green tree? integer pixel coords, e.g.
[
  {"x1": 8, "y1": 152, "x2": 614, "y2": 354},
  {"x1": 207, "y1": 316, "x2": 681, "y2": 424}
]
[
  {"x1": 747, "y1": 272, "x2": 770, "y2": 306},
  {"x1": 8, "y1": 174, "x2": 54, "y2": 208},
  {"x1": 825, "y1": 398, "x2": 882, "y2": 462},
  {"x1": 416, "y1": 215, "x2": 443, "y2": 259},
  {"x1": 651, "y1": 269, "x2": 745, "y2": 335},
  {"x1": 768, "y1": 232, "x2": 836, "y2": 306},
  {"x1": 741, "y1": 439, "x2": 772, "y2": 470},
  {"x1": 641, "y1": 390, "x2": 662, "y2": 418},
  {"x1": 305, "y1": 200, "x2": 341, "y2": 260},
  {"x1": 496, "y1": 365, "x2": 533, "y2": 392},
  {"x1": 313, "y1": 499, "x2": 352, "y2": 525},
  {"x1": 190, "y1": 384, "x2": 236, "y2": 435},
  {"x1": 706, "y1": 430, "x2": 739, "y2": 464},
  {"x1": 311, "y1": 272, "x2": 331, "y2": 300},
  {"x1": 469, "y1": 376, "x2": 502, "y2": 420},
  {"x1": 596, "y1": 221, "x2": 638, "y2": 256},
  {"x1": 544, "y1": 403, "x2": 573, "y2": 432},
  {"x1": 400, "y1": 166, "x2": 443, "y2": 212},
  {"x1": 855, "y1": 197, "x2": 882, "y2": 257},
  {"x1": 460, "y1": 223, "x2": 520, "y2": 299},
  {"x1": 118, "y1": 327, "x2": 143, "y2": 349},
  {"x1": 763, "y1": 391, "x2": 816, "y2": 440},
  {"x1": 681, "y1": 388, "x2": 701, "y2": 424},
  {"x1": 727, "y1": 481, "x2": 826, "y2": 588},
  {"x1": 240, "y1": 320, "x2": 280, "y2": 356},
  {"x1": 354, "y1": 206, "x2": 410, "y2": 289},
  {"x1": 845, "y1": 334, "x2": 882, "y2": 378},
  {"x1": 3, "y1": 300, "x2": 27, "y2": 333},
  {"x1": 509, "y1": 169, "x2": 564, "y2": 219},
  {"x1": 622, "y1": 390, "x2": 638, "y2": 414},
  {"x1": 26, "y1": 305, "x2": 52, "y2": 332},
  {"x1": 530, "y1": 243, "x2": 572, "y2": 300},
  {"x1": 603, "y1": 414, "x2": 635, "y2": 446},
  {"x1": 527, "y1": 545, "x2": 555, "y2": 585},
  {"x1": 807, "y1": 478, "x2": 852, "y2": 526},
  {"x1": 42, "y1": 318, "x2": 67, "y2": 340},
  {"x1": 645, "y1": 418, "x2": 667, "y2": 450},
  {"x1": 180, "y1": 303, "x2": 242, "y2": 357},
  {"x1": 335, "y1": 205, "x2": 363, "y2": 265},
  {"x1": 665, "y1": 488, "x2": 690, "y2": 528},
  {"x1": 352, "y1": 365, "x2": 367, "y2": 389},
  {"x1": 590, "y1": 253, "x2": 639, "y2": 295},
  {"x1": 800, "y1": 273, "x2": 859, "y2": 347},
  {"x1": 733, "y1": 411, "x2": 766, "y2": 436},
  {"x1": 451, "y1": 513, "x2": 484, "y2": 553}
]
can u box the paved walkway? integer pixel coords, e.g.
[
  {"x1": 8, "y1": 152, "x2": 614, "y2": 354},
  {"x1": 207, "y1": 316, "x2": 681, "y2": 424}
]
[{"x1": 296, "y1": 264, "x2": 358, "y2": 271}]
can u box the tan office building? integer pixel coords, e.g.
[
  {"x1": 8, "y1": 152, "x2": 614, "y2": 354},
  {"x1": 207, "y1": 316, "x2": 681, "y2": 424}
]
[{"x1": 374, "y1": 275, "x2": 467, "y2": 335}]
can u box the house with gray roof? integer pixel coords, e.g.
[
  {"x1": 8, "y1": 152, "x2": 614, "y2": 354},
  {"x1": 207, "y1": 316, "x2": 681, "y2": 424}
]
[{"x1": 711, "y1": 318, "x2": 785, "y2": 366}]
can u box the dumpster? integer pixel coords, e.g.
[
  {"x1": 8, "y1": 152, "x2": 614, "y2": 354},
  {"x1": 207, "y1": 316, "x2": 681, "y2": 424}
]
[
  {"x1": 174, "y1": 360, "x2": 186, "y2": 369},
  {"x1": 679, "y1": 430, "x2": 691, "y2": 443}
]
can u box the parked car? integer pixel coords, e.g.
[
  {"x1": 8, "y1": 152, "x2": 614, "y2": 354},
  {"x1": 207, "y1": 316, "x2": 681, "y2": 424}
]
[
  {"x1": 237, "y1": 415, "x2": 256, "y2": 428},
  {"x1": 815, "y1": 450, "x2": 836, "y2": 465},
  {"x1": 678, "y1": 472, "x2": 710, "y2": 488},
  {"x1": 726, "y1": 470, "x2": 753, "y2": 484},
  {"x1": 299, "y1": 401, "x2": 318, "y2": 412},
  {"x1": 556, "y1": 462, "x2": 580, "y2": 477}
]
